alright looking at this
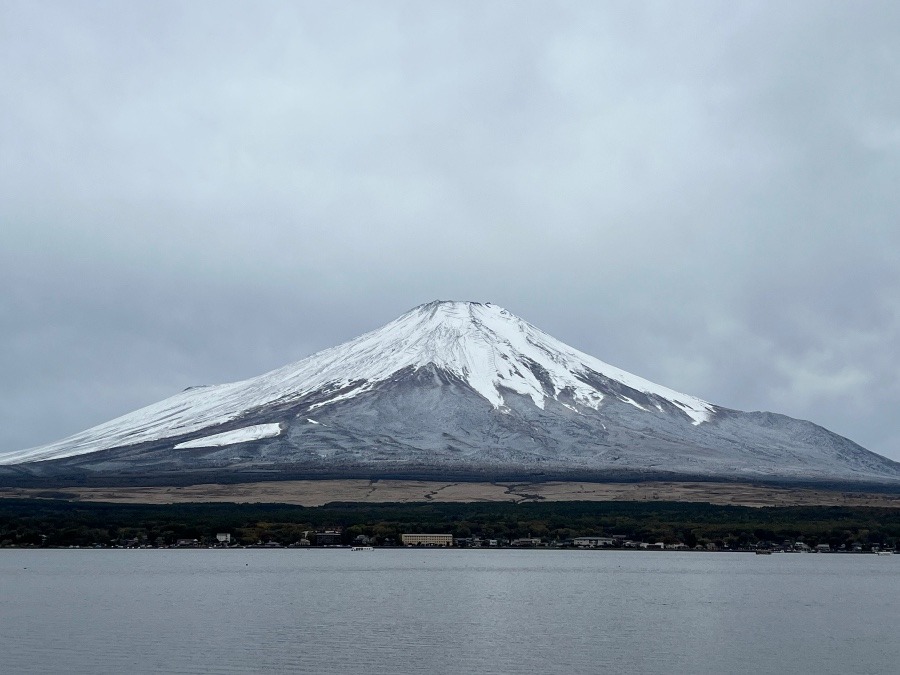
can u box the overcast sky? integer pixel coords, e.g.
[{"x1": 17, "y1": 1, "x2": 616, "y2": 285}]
[{"x1": 3, "y1": 1, "x2": 900, "y2": 462}]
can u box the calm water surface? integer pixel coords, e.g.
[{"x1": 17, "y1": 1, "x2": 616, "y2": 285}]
[{"x1": 1, "y1": 549, "x2": 898, "y2": 674}]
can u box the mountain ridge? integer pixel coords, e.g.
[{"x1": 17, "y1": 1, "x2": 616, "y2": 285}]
[{"x1": 2, "y1": 300, "x2": 898, "y2": 486}]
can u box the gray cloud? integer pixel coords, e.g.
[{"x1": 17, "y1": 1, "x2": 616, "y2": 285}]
[{"x1": 3, "y1": 1, "x2": 900, "y2": 460}]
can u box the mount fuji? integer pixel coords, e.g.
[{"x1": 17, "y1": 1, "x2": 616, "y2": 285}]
[{"x1": 2, "y1": 300, "x2": 898, "y2": 486}]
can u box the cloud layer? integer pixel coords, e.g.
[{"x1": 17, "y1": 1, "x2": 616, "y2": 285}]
[{"x1": 3, "y1": 1, "x2": 900, "y2": 460}]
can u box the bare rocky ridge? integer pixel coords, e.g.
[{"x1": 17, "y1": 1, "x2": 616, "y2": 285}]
[{"x1": 2, "y1": 300, "x2": 899, "y2": 487}]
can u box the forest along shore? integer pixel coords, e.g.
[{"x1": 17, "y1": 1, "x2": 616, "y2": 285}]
[{"x1": 2, "y1": 480, "x2": 900, "y2": 508}]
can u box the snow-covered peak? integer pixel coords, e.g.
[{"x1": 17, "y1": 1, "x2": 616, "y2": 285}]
[
  {"x1": 350, "y1": 300, "x2": 714, "y2": 421},
  {"x1": 0, "y1": 301, "x2": 715, "y2": 464}
]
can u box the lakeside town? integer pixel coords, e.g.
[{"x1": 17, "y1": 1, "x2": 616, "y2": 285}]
[
  {"x1": 5, "y1": 498, "x2": 899, "y2": 552},
  {"x1": 11, "y1": 529, "x2": 897, "y2": 553}
]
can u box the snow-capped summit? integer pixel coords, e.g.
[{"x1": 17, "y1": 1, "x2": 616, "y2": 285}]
[
  {"x1": 292, "y1": 300, "x2": 714, "y2": 422},
  {"x1": 2, "y1": 301, "x2": 899, "y2": 485}
]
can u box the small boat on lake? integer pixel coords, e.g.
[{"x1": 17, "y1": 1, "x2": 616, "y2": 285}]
[{"x1": 351, "y1": 546, "x2": 374, "y2": 552}]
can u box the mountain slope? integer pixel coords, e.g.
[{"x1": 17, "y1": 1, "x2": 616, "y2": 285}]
[{"x1": 2, "y1": 301, "x2": 898, "y2": 485}]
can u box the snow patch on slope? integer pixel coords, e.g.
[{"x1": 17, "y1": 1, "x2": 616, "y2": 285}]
[{"x1": 173, "y1": 423, "x2": 282, "y2": 449}]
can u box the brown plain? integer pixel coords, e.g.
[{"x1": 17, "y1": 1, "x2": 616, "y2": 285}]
[{"x1": 2, "y1": 480, "x2": 900, "y2": 508}]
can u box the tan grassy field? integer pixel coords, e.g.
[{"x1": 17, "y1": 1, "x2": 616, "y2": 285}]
[{"x1": 2, "y1": 479, "x2": 900, "y2": 508}]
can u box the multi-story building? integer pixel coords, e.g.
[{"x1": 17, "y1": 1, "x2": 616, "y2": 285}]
[
  {"x1": 315, "y1": 530, "x2": 343, "y2": 546},
  {"x1": 573, "y1": 536, "x2": 615, "y2": 548},
  {"x1": 401, "y1": 533, "x2": 453, "y2": 547}
]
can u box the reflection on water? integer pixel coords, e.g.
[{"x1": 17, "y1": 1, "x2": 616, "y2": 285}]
[{"x1": 1, "y1": 550, "x2": 898, "y2": 674}]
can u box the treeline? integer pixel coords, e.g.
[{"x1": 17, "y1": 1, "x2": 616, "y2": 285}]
[{"x1": 2, "y1": 498, "x2": 900, "y2": 549}]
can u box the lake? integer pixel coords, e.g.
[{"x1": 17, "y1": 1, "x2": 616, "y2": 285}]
[{"x1": 1, "y1": 549, "x2": 898, "y2": 674}]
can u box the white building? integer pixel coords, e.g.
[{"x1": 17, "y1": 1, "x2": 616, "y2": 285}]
[
  {"x1": 574, "y1": 537, "x2": 614, "y2": 548},
  {"x1": 401, "y1": 533, "x2": 453, "y2": 547}
]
